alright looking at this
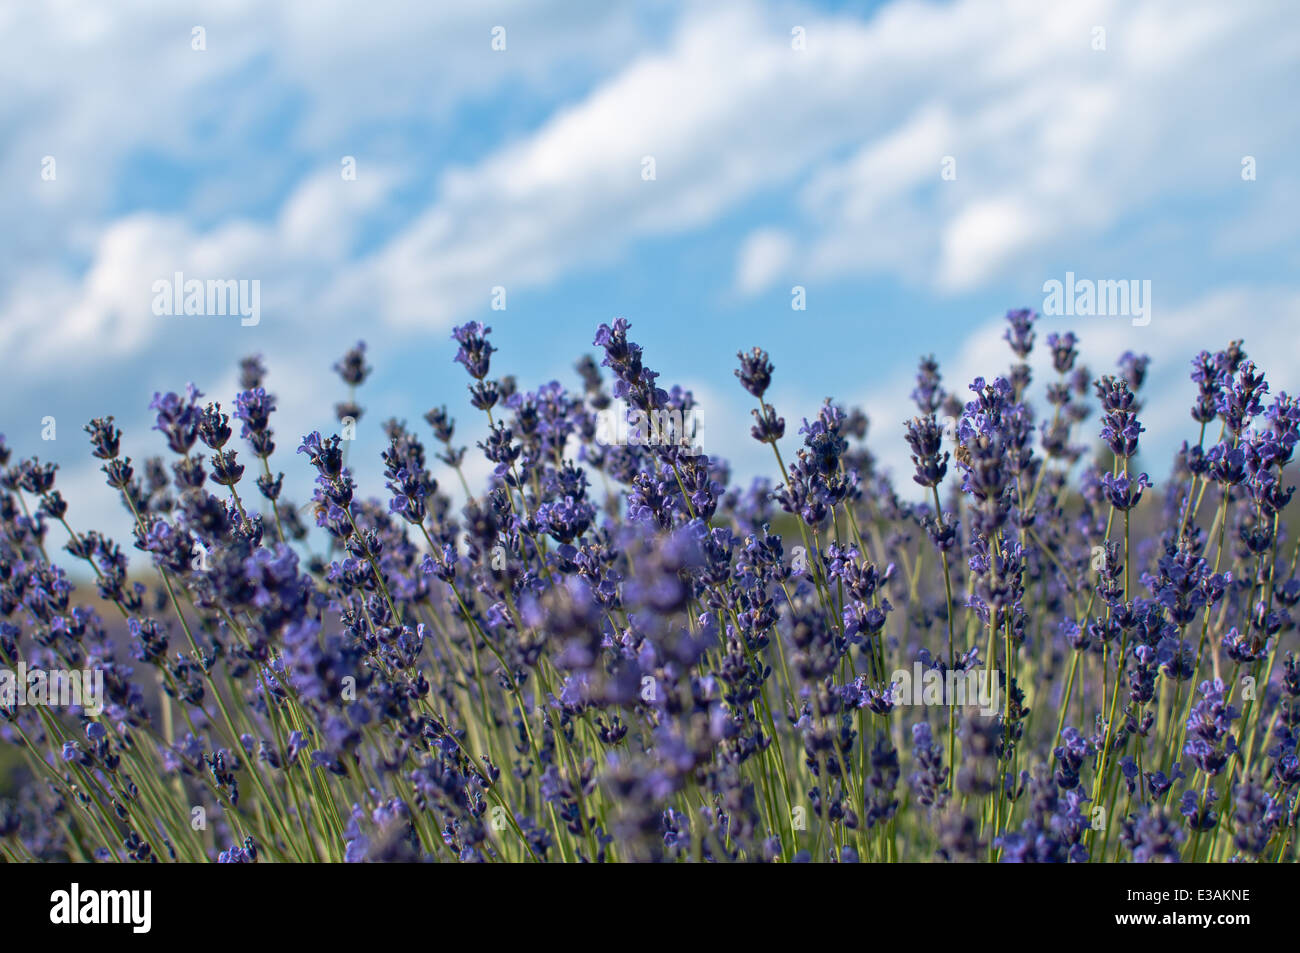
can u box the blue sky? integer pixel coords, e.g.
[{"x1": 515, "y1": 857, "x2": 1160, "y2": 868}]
[{"x1": 3, "y1": 0, "x2": 1300, "y2": 548}]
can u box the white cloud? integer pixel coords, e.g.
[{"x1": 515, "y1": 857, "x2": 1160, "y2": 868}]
[
  {"x1": 356, "y1": 2, "x2": 872, "y2": 328},
  {"x1": 734, "y1": 0, "x2": 1300, "y2": 295},
  {"x1": 0, "y1": 0, "x2": 653, "y2": 364},
  {"x1": 734, "y1": 228, "x2": 794, "y2": 295},
  {"x1": 938, "y1": 197, "x2": 1044, "y2": 292},
  {"x1": 2, "y1": 167, "x2": 395, "y2": 374},
  {"x1": 13, "y1": 0, "x2": 1299, "y2": 370}
]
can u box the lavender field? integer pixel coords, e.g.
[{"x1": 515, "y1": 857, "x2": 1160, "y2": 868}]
[{"x1": 1, "y1": 311, "x2": 1297, "y2": 864}]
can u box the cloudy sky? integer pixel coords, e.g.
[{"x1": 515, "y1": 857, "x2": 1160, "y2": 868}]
[{"x1": 4, "y1": 0, "x2": 1299, "y2": 547}]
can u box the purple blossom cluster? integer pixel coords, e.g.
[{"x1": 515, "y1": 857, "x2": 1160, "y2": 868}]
[{"x1": 1, "y1": 310, "x2": 1298, "y2": 863}]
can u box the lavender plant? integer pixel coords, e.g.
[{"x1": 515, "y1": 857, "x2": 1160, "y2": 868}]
[{"x1": 1, "y1": 310, "x2": 1297, "y2": 863}]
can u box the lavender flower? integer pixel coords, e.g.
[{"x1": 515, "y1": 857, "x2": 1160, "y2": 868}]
[{"x1": 1, "y1": 309, "x2": 1296, "y2": 868}]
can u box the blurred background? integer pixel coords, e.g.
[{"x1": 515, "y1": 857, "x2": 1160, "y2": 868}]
[{"x1": 3, "y1": 0, "x2": 1299, "y2": 553}]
